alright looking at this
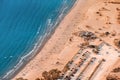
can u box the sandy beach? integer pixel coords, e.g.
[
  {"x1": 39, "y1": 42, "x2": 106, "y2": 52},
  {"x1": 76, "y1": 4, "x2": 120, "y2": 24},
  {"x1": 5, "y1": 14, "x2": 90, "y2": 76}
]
[{"x1": 13, "y1": 0, "x2": 120, "y2": 80}]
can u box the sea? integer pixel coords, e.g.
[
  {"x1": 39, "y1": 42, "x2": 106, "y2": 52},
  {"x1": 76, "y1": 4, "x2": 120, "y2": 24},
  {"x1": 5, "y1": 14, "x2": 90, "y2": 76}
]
[{"x1": 0, "y1": 0, "x2": 76, "y2": 80}]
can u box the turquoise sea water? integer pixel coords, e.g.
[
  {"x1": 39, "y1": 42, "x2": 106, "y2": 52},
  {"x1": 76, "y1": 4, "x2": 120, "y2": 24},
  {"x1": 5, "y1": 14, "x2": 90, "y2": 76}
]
[{"x1": 0, "y1": 0, "x2": 76, "y2": 79}]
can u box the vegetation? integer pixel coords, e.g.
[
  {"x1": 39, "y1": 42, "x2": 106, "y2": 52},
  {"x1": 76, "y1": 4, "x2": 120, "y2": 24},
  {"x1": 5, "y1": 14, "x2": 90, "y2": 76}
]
[
  {"x1": 16, "y1": 69, "x2": 61, "y2": 80},
  {"x1": 42, "y1": 69, "x2": 61, "y2": 80},
  {"x1": 112, "y1": 67, "x2": 120, "y2": 73},
  {"x1": 16, "y1": 77, "x2": 28, "y2": 80},
  {"x1": 106, "y1": 75, "x2": 120, "y2": 80},
  {"x1": 106, "y1": 76, "x2": 118, "y2": 80},
  {"x1": 79, "y1": 31, "x2": 97, "y2": 41},
  {"x1": 114, "y1": 39, "x2": 120, "y2": 48}
]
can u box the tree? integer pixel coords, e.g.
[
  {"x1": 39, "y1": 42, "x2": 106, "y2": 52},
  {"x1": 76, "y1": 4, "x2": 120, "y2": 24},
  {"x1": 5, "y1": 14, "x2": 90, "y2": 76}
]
[
  {"x1": 16, "y1": 77, "x2": 28, "y2": 80},
  {"x1": 42, "y1": 69, "x2": 61, "y2": 80},
  {"x1": 35, "y1": 78, "x2": 41, "y2": 80}
]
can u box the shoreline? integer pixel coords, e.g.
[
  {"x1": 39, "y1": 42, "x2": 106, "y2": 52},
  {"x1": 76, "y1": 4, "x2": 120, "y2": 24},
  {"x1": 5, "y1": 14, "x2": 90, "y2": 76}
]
[
  {"x1": 2, "y1": 0, "x2": 77, "y2": 80},
  {"x1": 12, "y1": 0, "x2": 87, "y2": 80},
  {"x1": 0, "y1": 0, "x2": 78, "y2": 80},
  {"x1": 12, "y1": 0, "x2": 119, "y2": 80}
]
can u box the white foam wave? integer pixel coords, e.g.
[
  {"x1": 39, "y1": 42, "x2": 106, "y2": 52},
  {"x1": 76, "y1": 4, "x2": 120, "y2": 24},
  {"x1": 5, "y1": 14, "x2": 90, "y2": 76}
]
[{"x1": 2, "y1": 0, "x2": 77, "y2": 79}]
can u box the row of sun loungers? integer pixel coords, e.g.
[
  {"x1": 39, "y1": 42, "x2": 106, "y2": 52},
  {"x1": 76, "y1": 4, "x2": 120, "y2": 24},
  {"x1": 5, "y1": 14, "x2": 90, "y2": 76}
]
[
  {"x1": 58, "y1": 42, "x2": 120, "y2": 80},
  {"x1": 63, "y1": 51, "x2": 91, "y2": 79},
  {"x1": 58, "y1": 48, "x2": 104, "y2": 80}
]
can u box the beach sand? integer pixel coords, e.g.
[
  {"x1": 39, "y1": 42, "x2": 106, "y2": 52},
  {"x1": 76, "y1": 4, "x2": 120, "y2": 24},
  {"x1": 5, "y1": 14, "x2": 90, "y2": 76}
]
[{"x1": 13, "y1": 0, "x2": 120, "y2": 80}]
